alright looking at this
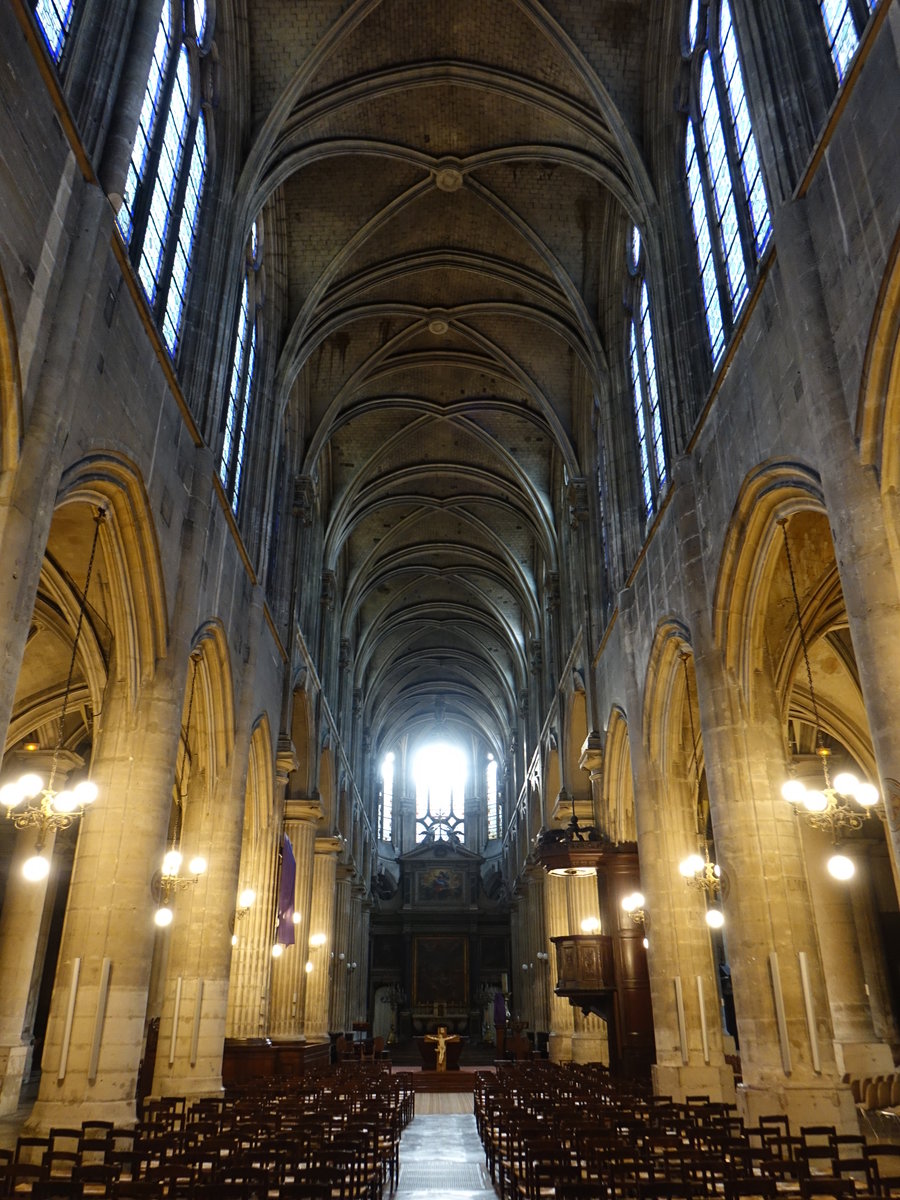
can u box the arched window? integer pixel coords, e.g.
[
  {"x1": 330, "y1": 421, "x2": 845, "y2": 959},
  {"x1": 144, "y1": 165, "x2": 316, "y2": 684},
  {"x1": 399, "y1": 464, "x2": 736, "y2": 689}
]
[
  {"x1": 379, "y1": 752, "x2": 394, "y2": 842},
  {"x1": 486, "y1": 755, "x2": 500, "y2": 840},
  {"x1": 626, "y1": 228, "x2": 667, "y2": 518},
  {"x1": 33, "y1": 0, "x2": 76, "y2": 63},
  {"x1": 819, "y1": 0, "x2": 878, "y2": 84},
  {"x1": 414, "y1": 742, "x2": 466, "y2": 842},
  {"x1": 684, "y1": 0, "x2": 771, "y2": 364},
  {"x1": 220, "y1": 222, "x2": 262, "y2": 514},
  {"x1": 117, "y1": 0, "x2": 210, "y2": 358}
]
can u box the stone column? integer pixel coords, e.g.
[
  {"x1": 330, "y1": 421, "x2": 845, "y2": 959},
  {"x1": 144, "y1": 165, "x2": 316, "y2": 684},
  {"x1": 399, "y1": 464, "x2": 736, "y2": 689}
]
[
  {"x1": 328, "y1": 867, "x2": 354, "y2": 1033},
  {"x1": 566, "y1": 875, "x2": 609, "y2": 1066},
  {"x1": 802, "y1": 833, "x2": 895, "y2": 1078},
  {"x1": 27, "y1": 663, "x2": 190, "y2": 1127},
  {"x1": 303, "y1": 838, "x2": 341, "y2": 1040},
  {"x1": 267, "y1": 804, "x2": 319, "y2": 1039},
  {"x1": 772, "y1": 198, "x2": 900, "y2": 884},
  {"x1": 672, "y1": 462, "x2": 855, "y2": 1130},
  {"x1": 543, "y1": 873, "x2": 575, "y2": 1062},
  {"x1": 618, "y1": 585, "x2": 734, "y2": 1105}
]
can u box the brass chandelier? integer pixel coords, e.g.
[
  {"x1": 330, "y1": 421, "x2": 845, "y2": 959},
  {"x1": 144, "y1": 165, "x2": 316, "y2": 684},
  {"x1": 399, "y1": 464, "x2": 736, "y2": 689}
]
[
  {"x1": 1, "y1": 509, "x2": 104, "y2": 880},
  {"x1": 777, "y1": 517, "x2": 882, "y2": 881}
]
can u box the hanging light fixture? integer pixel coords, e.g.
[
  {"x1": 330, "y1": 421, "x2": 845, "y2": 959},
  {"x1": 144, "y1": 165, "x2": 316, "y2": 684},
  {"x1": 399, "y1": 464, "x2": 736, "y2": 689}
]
[
  {"x1": 535, "y1": 788, "x2": 603, "y2": 876},
  {"x1": 1, "y1": 509, "x2": 105, "y2": 880},
  {"x1": 152, "y1": 656, "x2": 207, "y2": 925},
  {"x1": 676, "y1": 653, "x2": 725, "y2": 925},
  {"x1": 777, "y1": 517, "x2": 882, "y2": 882}
]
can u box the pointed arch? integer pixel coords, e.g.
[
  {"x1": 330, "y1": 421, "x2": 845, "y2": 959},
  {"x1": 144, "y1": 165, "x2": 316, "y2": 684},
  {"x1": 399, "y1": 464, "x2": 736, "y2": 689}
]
[
  {"x1": 602, "y1": 706, "x2": 636, "y2": 845},
  {"x1": 189, "y1": 621, "x2": 236, "y2": 793},
  {"x1": 56, "y1": 454, "x2": 168, "y2": 702}
]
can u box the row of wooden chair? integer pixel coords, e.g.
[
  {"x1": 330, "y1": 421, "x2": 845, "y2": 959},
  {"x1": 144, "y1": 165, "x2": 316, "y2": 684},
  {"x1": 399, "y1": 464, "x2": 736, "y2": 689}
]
[
  {"x1": 0, "y1": 1064, "x2": 414, "y2": 1198},
  {"x1": 474, "y1": 1063, "x2": 900, "y2": 1200}
]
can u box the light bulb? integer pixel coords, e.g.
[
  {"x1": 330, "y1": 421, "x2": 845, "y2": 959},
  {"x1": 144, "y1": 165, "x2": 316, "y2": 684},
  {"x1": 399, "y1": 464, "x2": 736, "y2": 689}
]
[
  {"x1": 231, "y1": 933, "x2": 238, "y2": 946},
  {"x1": 188, "y1": 856, "x2": 207, "y2": 876},
  {"x1": 0, "y1": 783, "x2": 24, "y2": 808},
  {"x1": 580, "y1": 916, "x2": 601, "y2": 933},
  {"x1": 22, "y1": 854, "x2": 50, "y2": 882},
  {"x1": 630, "y1": 891, "x2": 645, "y2": 909},
  {"x1": 855, "y1": 782, "x2": 879, "y2": 807},
  {"x1": 309, "y1": 932, "x2": 326, "y2": 947},
  {"x1": 162, "y1": 850, "x2": 182, "y2": 876},
  {"x1": 51, "y1": 790, "x2": 77, "y2": 814},
  {"x1": 827, "y1": 854, "x2": 855, "y2": 881},
  {"x1": 272, "y1": 944, "x2": 284, "y2": 958},
  {"x1": 802, "y1": 790, "x2": 828, "y2": 813},
  {"x1": 680, "y1": 854, "x2": 704, "y2": 877},
  {"x1": 292, "y1": 911, "x2": 301, "y2": 924},
  {"x1": 154, "y1": 907, "x2": 173, "y2": 927},
  {"x1": 305, "y1": 961, "x2": 314, "y2": 974},
  {"x1": 239, "y1": 888, "x2": 256, "y2": 909},
  {"x1": 17, "y1": 773, "x2": 43, "y2": 798},
  {"x1": 833, "y1": 772, "x2": 859, "y2": 796},
  {"x1": 705, "y1": 909, "x2": 725, "y2": 929},
  {"x1": 622, "y1": 894, "x2": 636, "y2": 912},
  {"x1": 642, "y1": 936, "x2": 649, "y2": 949},
  {"x1": 781, "y1": 779, "x2": 806, "y2": 803},
  {"x1": 73, "y1": 780, "x2": 98, "y2": 804}
]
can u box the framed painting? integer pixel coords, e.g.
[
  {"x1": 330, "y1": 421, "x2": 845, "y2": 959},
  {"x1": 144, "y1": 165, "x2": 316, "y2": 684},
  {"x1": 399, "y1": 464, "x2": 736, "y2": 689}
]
[
  {"x1": 416, "y1": 865, "x2": 465, "y2": 902},
  {"x1": 413, "y1": 934, "x2": 468, "y2": 1007}
]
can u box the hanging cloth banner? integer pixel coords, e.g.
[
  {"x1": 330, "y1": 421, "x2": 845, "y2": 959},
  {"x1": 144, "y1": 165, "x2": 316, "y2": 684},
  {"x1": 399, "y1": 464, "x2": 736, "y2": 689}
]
[{"x1": 276, "y1": 833, "x2": 296, "y2": 945}]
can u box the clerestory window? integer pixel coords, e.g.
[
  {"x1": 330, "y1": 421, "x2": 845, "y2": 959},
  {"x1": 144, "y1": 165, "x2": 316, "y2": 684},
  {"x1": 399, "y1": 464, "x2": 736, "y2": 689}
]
[
  {"x1": 379, "y1": 752, "x2": 394, "y2": 842},
  {"x1": 487, "y1": 755, "x2": 500, "y2": 840},
  {"x1": 819, "y1": 0, "x2": 879, "y2": 85},
  {"x1": 220, "y1": 221, "x2": 262, "y2": 515},
  {"x1": 684, "y1": 0, "x2": 771, "y2": 365},
  {"x1": 33, "y1": 0, "x2": 76, "y2": 63},
  {"x1": 626, "y1": 227, "x2": 667, "y2": 519},
  {"x1": 117, "y1": 0, "x2": 210, "y2": 358}
]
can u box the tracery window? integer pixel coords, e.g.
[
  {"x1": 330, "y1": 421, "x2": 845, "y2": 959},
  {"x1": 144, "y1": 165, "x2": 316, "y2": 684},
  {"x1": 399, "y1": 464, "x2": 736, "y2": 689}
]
[
  {"x1": 220, "y1": 222, "x2": 262, "y2": 514},
  {"x1": 33, "y1": 0, "x2": 76, "y2": 62},
  {"x1": 684, "y1": 0, "x2": 771, "y2": 364},
  {"x1": 379, "y1": 752, "x2": 394, "y2": 842},
  {"x1": 486, "y1": 755, "x2": 500, "y2": 840},
  {"x1": 415, "y1": 742, "x2": 466, "y2": 843},
  {"x1": 626, "y1": 228, "x2": 667, "y2": 518},
  {"x1": 117, "y1": 0, "x2": 211, "y2": 357},
  {"x1": 819, "y1": 0, "x2": 878, "y2": 84}
]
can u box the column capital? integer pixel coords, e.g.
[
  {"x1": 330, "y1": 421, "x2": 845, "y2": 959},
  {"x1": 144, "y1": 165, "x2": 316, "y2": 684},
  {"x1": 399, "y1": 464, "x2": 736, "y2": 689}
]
[
  {"x1": 285, "y1": 795, "x2": 324, "y2": 823},
  {"x1": 314, "y1": 835, "x2": 344, "y2": 856}
]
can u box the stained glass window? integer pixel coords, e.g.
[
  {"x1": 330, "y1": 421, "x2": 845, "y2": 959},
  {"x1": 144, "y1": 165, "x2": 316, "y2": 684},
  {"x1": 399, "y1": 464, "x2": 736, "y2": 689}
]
[
  {"x1": 627, "y1": 230, "x2": 667, "y2": 519},
  {"x1": 34, "y1": 0, "x2": 75, "y2": 63},
  {"x1": 685, "y1": 1, "x2": 771, "y2": 364},
  {"x1": 116, "y1": 0, "x2": 211, "y2": 359},
  {"x1": 220, "y1": 223, "x2": 262, "y2": 514},
  {"x1": 820, "y1": 0, "x2": 860, "y2": 82}
]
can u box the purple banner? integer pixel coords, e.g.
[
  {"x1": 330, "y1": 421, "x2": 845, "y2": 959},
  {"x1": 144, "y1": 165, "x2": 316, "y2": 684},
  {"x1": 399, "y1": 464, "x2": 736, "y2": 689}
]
[{"x1": 276, "y1": 833, "x2": 296, "y2": 945}]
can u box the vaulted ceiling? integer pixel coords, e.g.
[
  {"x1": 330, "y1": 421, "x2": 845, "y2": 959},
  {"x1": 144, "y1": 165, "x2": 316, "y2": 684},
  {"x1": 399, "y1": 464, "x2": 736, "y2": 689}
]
[{"x1": 240, "y1": 0, "x2": 662, "y2": 760}]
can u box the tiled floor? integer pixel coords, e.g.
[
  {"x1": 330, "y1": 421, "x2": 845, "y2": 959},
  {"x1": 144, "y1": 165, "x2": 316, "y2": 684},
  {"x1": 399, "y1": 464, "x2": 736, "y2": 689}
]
[{"x1": 396, "y1": 1112, "x2": 497, "y2": 1198}]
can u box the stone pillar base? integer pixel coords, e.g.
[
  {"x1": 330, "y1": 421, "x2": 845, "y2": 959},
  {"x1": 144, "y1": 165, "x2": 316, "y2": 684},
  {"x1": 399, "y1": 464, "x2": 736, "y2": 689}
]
[
  {"x1": 833, "y1": 1041, "x2": 894, "y2": 1079},
  {"x1": 736, "y1": 1080, "x2": 858, "y2": 1134},
  {"x1": 0, "y1": 1043, "x2": 28, "y2": 1118},
  {"x1": 653, "y1": 1062, "x2": 737, "y2": 1104},
  {"x1": 548, "y1": 1031, "x2": 573, "y2": 1063},
  {"x1": 26, "y1": 1098, "x2": 142, "y2": 1132},
  {"x1": 571, "y1": 1030, "x2": 609, "y2": 1066}
]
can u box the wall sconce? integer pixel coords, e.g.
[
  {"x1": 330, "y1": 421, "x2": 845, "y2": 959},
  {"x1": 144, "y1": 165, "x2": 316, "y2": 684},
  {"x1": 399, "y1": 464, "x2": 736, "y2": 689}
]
[
  {"x1": 153, "y1": 849, "x2": 208, "y2": 927},
  {"x1": 235, "y1": 887, "x2": 256, "y2": 921},
  {"x1": 272, "y1": 943, "x2": 284, "y2": 959},
  {"x1": 536, "y1": 950, "x2": 550, "y2": 965},
  {"x1": 346, "y1": 960, "x2": 358, "y2": 974},
  {"x1": 622, "y1": 891, "x2": 646, "y2": 926},
  {"x1": 309, "y1": 932, "x2": 327, "y2": 948}
]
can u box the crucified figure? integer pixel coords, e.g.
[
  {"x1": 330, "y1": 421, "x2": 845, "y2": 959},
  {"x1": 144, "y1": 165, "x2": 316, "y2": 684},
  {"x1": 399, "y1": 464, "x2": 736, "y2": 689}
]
[{"x1": 424, "y1": 1025, "x2": 460, "y2": 1071}]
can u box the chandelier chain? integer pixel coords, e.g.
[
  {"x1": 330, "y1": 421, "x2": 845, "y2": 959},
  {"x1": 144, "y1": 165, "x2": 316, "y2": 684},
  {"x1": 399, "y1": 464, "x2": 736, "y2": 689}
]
[
  {"x1": 778, "y1": 517, "x2": 825, "y2": 758},
  {"x1": 49, "y1": 508, "x2": 105, "y2": 793}
]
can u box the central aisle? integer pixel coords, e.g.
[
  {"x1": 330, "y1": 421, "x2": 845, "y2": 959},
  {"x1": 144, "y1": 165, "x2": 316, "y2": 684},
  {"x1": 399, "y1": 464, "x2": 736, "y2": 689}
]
[{"x1": 396, "y1": 1112, "x2": 497, "y2": 1198}]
